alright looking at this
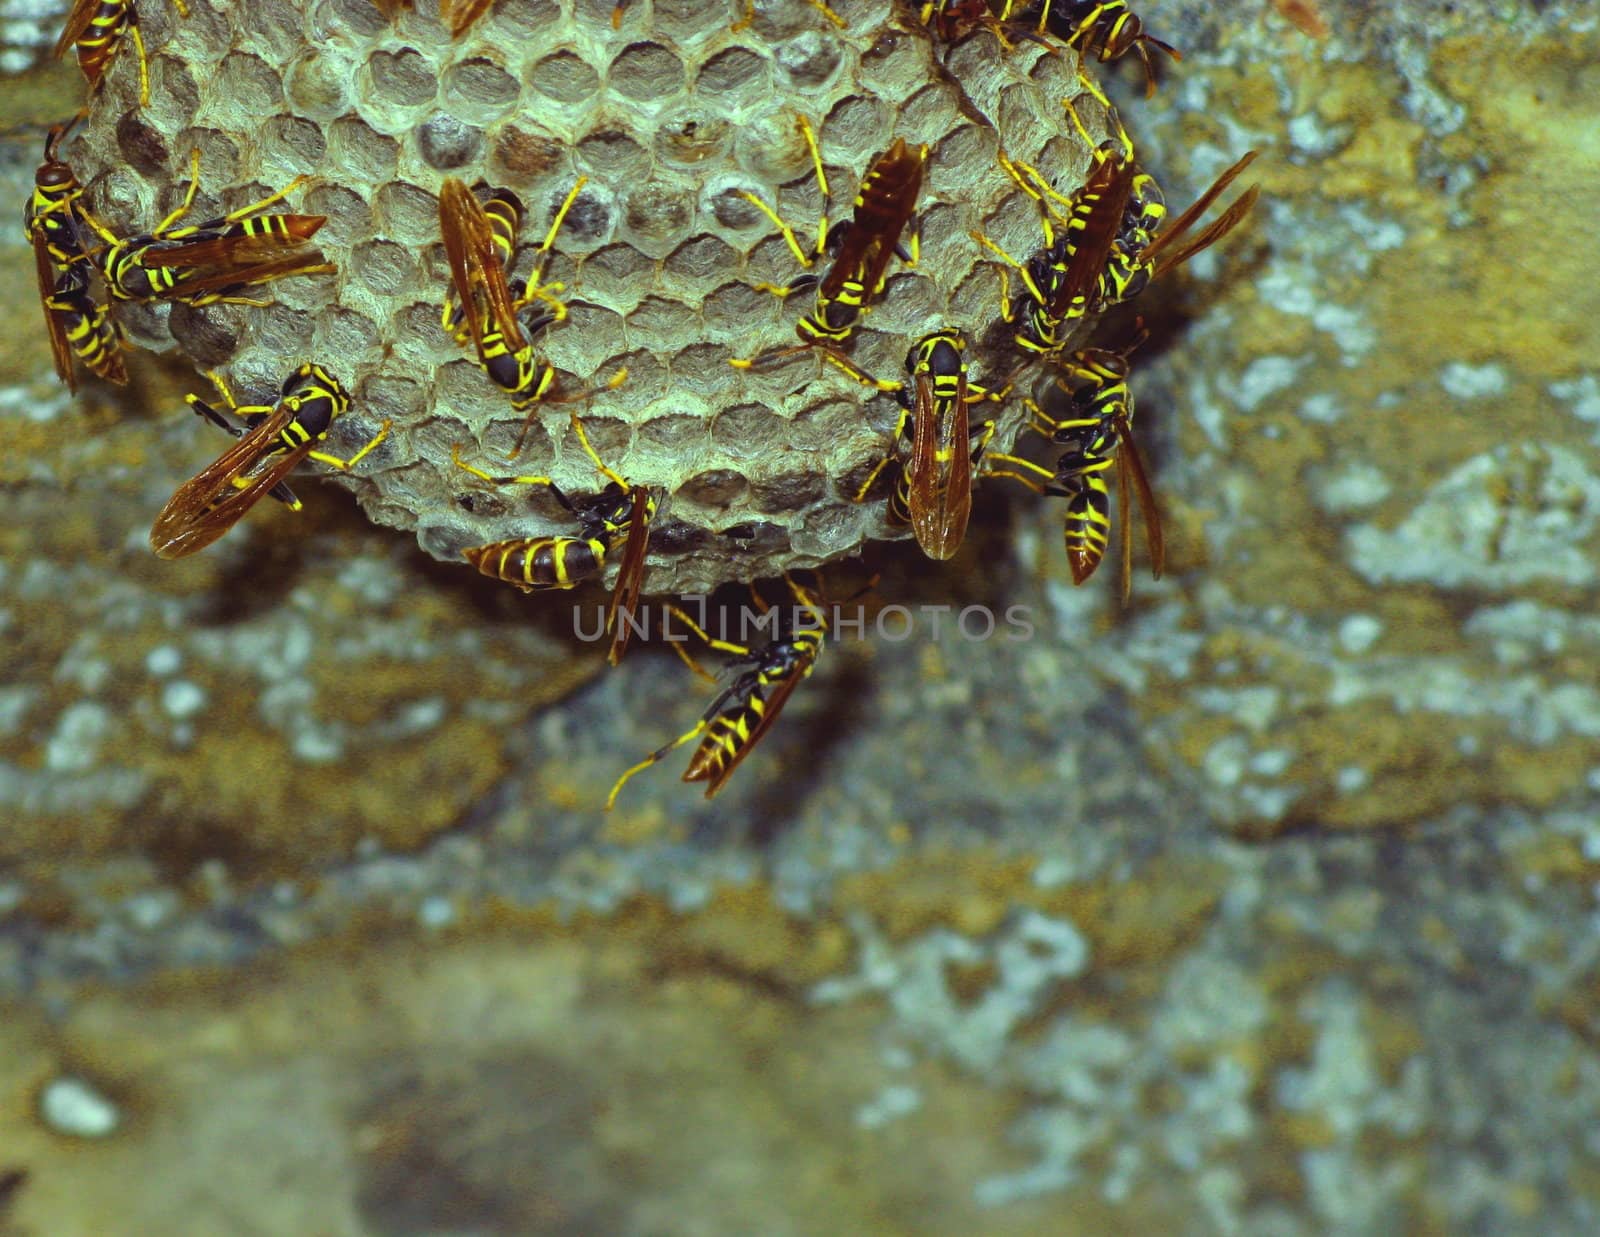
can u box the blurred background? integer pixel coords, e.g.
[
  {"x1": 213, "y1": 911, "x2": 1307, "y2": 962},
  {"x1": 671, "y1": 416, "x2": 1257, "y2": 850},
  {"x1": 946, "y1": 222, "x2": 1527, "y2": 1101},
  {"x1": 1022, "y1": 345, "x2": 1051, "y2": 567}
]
[{"x1": 3, "y1": 0, "x2": 1599, "y2": 1233}]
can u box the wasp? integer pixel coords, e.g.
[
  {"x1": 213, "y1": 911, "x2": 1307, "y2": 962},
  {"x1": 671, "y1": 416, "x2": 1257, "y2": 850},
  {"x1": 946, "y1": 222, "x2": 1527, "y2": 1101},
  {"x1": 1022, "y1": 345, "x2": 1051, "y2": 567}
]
[
  {"x1": 1098, "y1": 147, "x2": 1259, "y2": 310},
  {"x1": 975, "y1": 80, "x2": 1257, "y2": 360},
  {"x1": 606, "y1": 572, "x2": 871, "y2": 808},
  {"x1": 1027, "y1": 2, "x2": 1180, "y2": 96},
  {"x1": 54, "y1": 0, "x2": 187, "y2": 108},
  {"x1": 82, "y1": 151, "x2": 331, "y2": 308},
  {"x1": 734, "y1": 120, "x2": 926, "y2": 388},
  {"x1": 26, "y1": 118, "x2": 126, "y2": 390},
  {"x1": 986, "y1": 334, "x2": 1162, "y2": 598},
  {"x1": 853, "y1": 331, "x2": 998, "y2": 560},
  {"x1": 149, "y1": 363, "x2": 390, "y2": 559},
  {"x1": 453, "y1": 412, "x2": 657, "y2": 666},
  {"x1": 438, "y1": 176, "x2": 606, "y2": 455}
]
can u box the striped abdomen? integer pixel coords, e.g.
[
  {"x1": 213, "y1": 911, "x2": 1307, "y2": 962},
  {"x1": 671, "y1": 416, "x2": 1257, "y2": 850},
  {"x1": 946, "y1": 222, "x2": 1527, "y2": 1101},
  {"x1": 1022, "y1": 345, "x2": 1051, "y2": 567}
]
[{"x1": 462, "y1": 535, "x2": 604, "y2": 592}]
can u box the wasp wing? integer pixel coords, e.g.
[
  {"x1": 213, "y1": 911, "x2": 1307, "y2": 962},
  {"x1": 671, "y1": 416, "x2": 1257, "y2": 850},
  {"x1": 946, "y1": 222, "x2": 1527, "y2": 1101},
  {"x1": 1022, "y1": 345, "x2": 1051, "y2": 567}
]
[
  {"x1": 52, "y1": 0, "x2": 101, "y2": 59},
  {"x1": 147, "y1": 215, "x2": 326, "y2": 267},
  {"x1": 149, "y1": 403, "x2": 309, "y2": 559},
  {"x1": 439, "y1": 177, "x2": 526, "y2": 365},
  {"x1": 819, "y1": 138, "x2": 926, "y2": 305},
  {"x1": 1048, "y1": 156, "x2": 1136, "y2": 321},
  {"x1": 605, "y1": 487, "x2": 654, "y2": 666},
  {"x1": 32, "y1": 234, "x2": 77, "y2": 391},
  {"x1": 1115, "y1": 412, "x2": 1164, "y2": 599},
  {"x1": 144, "y1": 248, "x2": 334, "y2": 298},
  {"x1": 1141, "y1": 151, "x2": 1258, "y2": 278},
  {"x1": 908, "y1": 365, "x2": 973, "y2": 560}
]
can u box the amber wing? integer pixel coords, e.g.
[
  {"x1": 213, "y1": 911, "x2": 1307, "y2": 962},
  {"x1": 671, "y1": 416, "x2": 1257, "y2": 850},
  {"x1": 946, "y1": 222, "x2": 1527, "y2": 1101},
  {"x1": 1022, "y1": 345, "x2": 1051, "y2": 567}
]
[
  {"x1": 907, "y1": 366, "x2": 972, "y2": 560},
  {"x1": 149, "y1": 403, "x2": 308, "y2": 559},
  {"x1": 819, "y1": 138, "x2": 925, "y2": 305},
  {"x1": 31, "y1": 233, "x2": 76, "y2": 390},
  {"x1": 439, "y1": 177, "x2": 526, "y2": 363},
  {"x1": 1048, "y1": 156, "x2": 1136, "y2": 321},
  {"x1": 52, "y1": 0, "x2": 101, "y2": 60},
  {"x1": 605, "y1": 487, "x2": 654, "y2": 666}
]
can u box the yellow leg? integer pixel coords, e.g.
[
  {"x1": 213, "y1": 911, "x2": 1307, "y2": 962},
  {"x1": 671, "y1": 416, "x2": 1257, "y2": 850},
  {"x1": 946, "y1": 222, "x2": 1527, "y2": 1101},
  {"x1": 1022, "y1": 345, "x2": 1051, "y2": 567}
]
[
  {"x1": 662, "y1": 603, "x2": 752, "y2": 658},
  {"x1": 307, "y1": 420, "x2": 391, "y2": 471},
  {"x1": 606, "y1": 720, "x2": 709, "y2": 810},
  {"x1": 450, "y1": 443, "x2": 555, "y2": 488},
  {"x1": 130, "y1": 20, "x2": 150, "y2": 109},
  {"x1": 153, "y1": 149, "x2": 203, "y2": 236},
  {"x1": 568, "y1": 411, "x2": 627, "y2": 489},
  {"x1": 806, "y1": 0, "x2": 846, "y2": 29}
]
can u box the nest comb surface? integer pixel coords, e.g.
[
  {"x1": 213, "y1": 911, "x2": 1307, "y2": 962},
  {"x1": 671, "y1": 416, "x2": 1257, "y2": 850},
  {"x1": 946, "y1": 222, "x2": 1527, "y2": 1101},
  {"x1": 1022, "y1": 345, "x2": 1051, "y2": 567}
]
[{"x1": 71, "y1": 0, "x2": 1114, "y2": 593}]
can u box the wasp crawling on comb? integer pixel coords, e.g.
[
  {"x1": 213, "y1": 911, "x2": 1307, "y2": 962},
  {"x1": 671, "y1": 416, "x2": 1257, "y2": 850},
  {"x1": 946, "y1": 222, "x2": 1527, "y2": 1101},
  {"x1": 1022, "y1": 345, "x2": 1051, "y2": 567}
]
[
  {"x1": 150, "y1": 363, "x2": 390, "y2": 559},
  {"x1": 1054, "y1": 76, "x2": 1260, "y2": 311},
  {"x1": 54, "y1": 0, "x2": 187, "y2": 109},
  {"x1": 82, "y1": 150, "x2": 332, "y2": 308},
  {"x1": 27, "y1": 118, "x2": 127, "y2": 391},
  {"x1": 453, "y1": 412, "x2": 657, "y2": 666},
  {"x1": 734, "y1": 119, "x2": 927, "y2": 389},
  {"x1": 438, "y1": 176, "x2": 622, "y2": 456},
  {"x1": 853, "y1": 331, "x2": 999, "y2": 561},
  {"x1": 986, "y1": 332, "x2": 1163, "y2": 599},
  {"x1": 1028, "y1": 2, "x2": 1180, "y2": 96},
  {"x1": 607, "y1": 572, "x2": 873, "y2": 808}
]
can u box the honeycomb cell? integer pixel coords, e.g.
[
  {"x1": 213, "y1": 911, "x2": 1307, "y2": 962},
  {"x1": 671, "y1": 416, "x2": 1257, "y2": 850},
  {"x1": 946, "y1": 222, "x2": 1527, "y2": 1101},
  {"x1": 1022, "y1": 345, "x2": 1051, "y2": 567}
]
[
  {"x1": 327, "y1": 116, "x2": 399, "y2": 184},
  {"x1": 528, "y1": 51, "x2": 601, "y2": 104},
  {"x1": 115, "y1": 112, "x2": 171, "y2": 177},
  {"x1": 677, "y1": 469, "x2": 749, "y2": 509},
  {"x1": 304, "y1": 184, "x2": 373, "y2": 246},
  {"x1": 662, "y1": 234, "x2": 741, "y2": 295},
  {"x1": 651, "y1": 0, "x2": 730, "y2": 44},
  {"x1": 366, "y1": 48, "x2": 437, "y2": 108},
  {"x1": 491, "y1": 126, "x2": 567, "y2": 179},
  {"x1": 213, "y1": 51, "x2": 284, "y2": 116},
  {"x1": 258, "y1": 115, "x2": 327, "y2": 174},
  {"x1": 167, "y1": 304, "x2": 242, "y2": 368},
  {"x1": 774, "y1": 31, "x2": 844, "y2": 91},
  {"x1": 350, "y1": 240, "x2": 419, "y2": 296},
  {"x1": 285, "y1": 50, "x2": 348, "y2": 119},
  {"x1": 416, "y1": 113, "x2": 483, "y2": 170},
  {"x1": 375, "y1": 181, "x2": 443, "y2": 246},
  {"x1": 696, "y1": 46, "x2": 768, "y2": 104},
  {"x1": 608, "y1": 42, "x2": 687, "y2": 102},
  {"x1": 652, "y1": 114, "x2": 733, "y2": 170},
  {"x1": 441, "y1": 58, "x2": 520, "y2": 119}
]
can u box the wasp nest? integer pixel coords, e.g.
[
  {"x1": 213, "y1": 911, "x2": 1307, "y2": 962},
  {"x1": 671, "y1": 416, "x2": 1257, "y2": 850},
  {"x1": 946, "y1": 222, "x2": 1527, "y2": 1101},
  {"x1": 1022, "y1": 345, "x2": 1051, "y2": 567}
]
[{"x1": 69, "y1": 0, "x2": 1112, "y2": 593}]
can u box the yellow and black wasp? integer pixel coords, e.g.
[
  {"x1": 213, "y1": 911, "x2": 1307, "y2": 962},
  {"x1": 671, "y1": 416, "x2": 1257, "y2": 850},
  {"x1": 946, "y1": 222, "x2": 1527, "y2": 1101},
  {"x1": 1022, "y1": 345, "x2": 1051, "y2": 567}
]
[
  {"x1": 975, "y1": 79, "x2": 1257, "y2": 362},
  {"x1": 606, "y1": 572, "x2": 871, "y2": 808},
  {"x1": 985, "y1": 333, "x2": 1163, "y2": 598},
  {"x1": 734, "y1": 120, "x2": 927, "y2": 387},
  {"x1": 84, "y1": 151, "x2": 331, "y2": 308},
  {"x1": 853, "y1": 331, "x2": 998, "y2": 560},
  {"x1": 438, "y1": 175, "x2": 612, "y2": 456},
  {"x1": 453, "y1": 412, "x2": 657, "y2": 666},
  {"x1": 149, "y1": 363, "x2": 390, "y2": 559},
  {"x1": 1027, "y1": 2, "x2": 1180, "y2": 96},
  {"x1": 26, "y1": 118, "x2": 128, "y2": 390},
  {"x1": 54, "y1": 0, "x2": 185, "y2": 108}
]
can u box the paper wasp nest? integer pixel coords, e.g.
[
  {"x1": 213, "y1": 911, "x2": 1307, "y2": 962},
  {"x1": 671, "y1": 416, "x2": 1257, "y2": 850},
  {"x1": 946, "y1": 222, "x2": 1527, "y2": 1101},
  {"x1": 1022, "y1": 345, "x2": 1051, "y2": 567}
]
[{"x1": 71, "y1": 0, "x2": 1112, "y2": 593}]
